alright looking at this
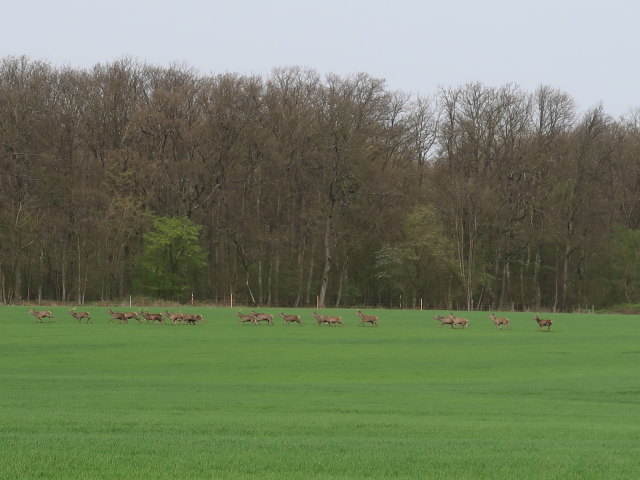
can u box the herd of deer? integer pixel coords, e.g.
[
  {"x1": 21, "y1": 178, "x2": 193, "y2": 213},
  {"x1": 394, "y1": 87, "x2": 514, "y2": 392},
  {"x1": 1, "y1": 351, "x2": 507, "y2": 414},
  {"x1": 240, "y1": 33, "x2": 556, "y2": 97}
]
[
  {"x1": 106, "y1": 309, "x2": 205, "y2": 325},
  {"x1": 236, "y1": 310, "x2": 379, "y2": 327},
  {"x1": 27, "y1": 308, "x2": 205, "y2": 325},
  {"x1": 434, "y1": 313, "x2": 554, "y2": 331},
  {"x1": 27, "y1": 308, "x2": 553, "y2": 331}
]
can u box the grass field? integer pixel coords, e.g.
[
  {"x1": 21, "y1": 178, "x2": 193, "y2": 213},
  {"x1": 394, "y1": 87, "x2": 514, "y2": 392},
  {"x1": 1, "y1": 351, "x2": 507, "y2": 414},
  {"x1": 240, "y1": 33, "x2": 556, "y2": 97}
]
[{"x1": 1, "y1": 306, "x2": 639, "y2": 479}]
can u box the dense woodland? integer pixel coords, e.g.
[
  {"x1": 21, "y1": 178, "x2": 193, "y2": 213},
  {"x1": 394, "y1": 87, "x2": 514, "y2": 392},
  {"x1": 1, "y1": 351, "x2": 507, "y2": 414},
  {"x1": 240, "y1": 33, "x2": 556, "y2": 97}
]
[{"x1": 2, "y1": 56, "x2": 640, "y2": 310}]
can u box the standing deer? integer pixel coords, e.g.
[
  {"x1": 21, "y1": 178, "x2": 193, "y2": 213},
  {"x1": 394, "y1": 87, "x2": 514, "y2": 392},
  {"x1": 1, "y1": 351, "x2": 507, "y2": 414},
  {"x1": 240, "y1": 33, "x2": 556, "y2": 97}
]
[
  {"x1": 29, "y1": 309, "x2": 55, "y2": 323},
  {"x1": 534, "y1": 315, "x2": 553, "y2": 331},
  {"x1": 356, "y1": 310, "x2": 378, "y2": 327},
  {"x1": 251, "y1": 311, "x2": 274, "y2": 325},
  {"x1": 435, "y1": 314, "x2": 454, "y2": 327},
  {"x1": 237, "y1": 311, "x2": 257, "y2": 325},
  {"x1": 447, "y1": 313, "x2": 469, "y2": 329},
  {"x1": 488, "y1": 313, "x2": 511, "y2": 329},
  {"x1": 107, "y1": 309, "x2": 128, "y2": 323},
  {"x1": 68, "y1": 308, "x2": 91, "y2": 323},
  {"x1": 280, "y1": 313, "x2": 303, "y2": 325}
]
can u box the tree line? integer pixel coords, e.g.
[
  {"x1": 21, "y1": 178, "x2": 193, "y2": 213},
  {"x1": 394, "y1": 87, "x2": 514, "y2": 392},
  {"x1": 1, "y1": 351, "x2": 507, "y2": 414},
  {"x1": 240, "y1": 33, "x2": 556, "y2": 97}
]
[{"x1": 2, "y1": 55, "x2": 640, "y2": 311}]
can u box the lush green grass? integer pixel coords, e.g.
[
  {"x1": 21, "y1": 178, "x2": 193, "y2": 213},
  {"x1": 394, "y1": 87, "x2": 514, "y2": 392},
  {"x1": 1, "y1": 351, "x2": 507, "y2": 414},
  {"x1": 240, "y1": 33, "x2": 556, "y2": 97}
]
[{"x1": 1, "y1": 306, "x2": 639, "y2": 479}]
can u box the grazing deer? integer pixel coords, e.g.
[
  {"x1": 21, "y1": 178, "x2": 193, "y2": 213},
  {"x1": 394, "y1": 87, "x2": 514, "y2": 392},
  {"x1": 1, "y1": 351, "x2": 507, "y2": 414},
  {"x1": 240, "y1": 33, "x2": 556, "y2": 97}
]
[
  {"x1": 237, "y1": 311, "x2": 257, "y2": 325},
  {"x1": 280, "y1": 312, "x2": 303, "y2": 325},
  {"x1": 251, "y1": 311, "x2": 274, "y2": 325},
  {"x1": 435, "y1": 314, "x2": 454, "y2": 327},
  {"x1": 356, "y1": 310, "x2": 378, "y2": 327},
  {"x1": 488, "y1": 313, "x2": 511, "y2": 329},
  {"x1": 447, "y1": 313, "x2": 469, "y2": 329},
  {"x1": 534, "y1": 315, "x2": 553, "y2": 331},
  {"x1": 139, "y1": 310, "x2": 165, "y2": 324},
  {"x1": 163, "y1": 311, "x2": 184, "y2": 325},
  {"x1": 29, "y1": 309, "x2": 55, "y2": 323},
  {"x1": 107, "y1": 308, "x2": 128, "y2": 323},
  {"x1": 68, "y1": 308, "x2": 91, "y2": 323}
]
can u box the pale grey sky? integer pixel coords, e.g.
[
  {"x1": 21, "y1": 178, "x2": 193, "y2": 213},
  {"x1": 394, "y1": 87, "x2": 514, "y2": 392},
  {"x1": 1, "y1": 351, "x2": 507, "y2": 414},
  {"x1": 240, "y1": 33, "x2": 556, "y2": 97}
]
[{"x1": 2, "y1": 0, "x2": 638, "y2": 116}]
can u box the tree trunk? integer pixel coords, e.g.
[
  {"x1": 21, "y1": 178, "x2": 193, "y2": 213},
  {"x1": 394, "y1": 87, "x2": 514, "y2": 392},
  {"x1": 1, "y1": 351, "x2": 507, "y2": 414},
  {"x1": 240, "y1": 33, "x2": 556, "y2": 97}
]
[
  {"x1": 76, "y1": 236, "x2": 83, "y2": 305},
  {"x1": 258, "y1": 260, "x2": 263, "y2": 305},
  {"x1": 305, "y1": 236, "x2": 316, "y2": 306},
  {"x1": 562, "y1": 240, "x2": 572, "y2": 310},
  {"x1": 267, "y1": 256, "x2": 272, "y2": 306},
  {"x1": 335, "y1": 249, "x2": 351, "y2": 307},
  {"x1": 61, "y1": 249, "x2": 67, "y2": 302},
  {"x1": 273, "y1": 255, "x2": 280, "y2": 306},
  {"x1": 553, "y1": 246, "x2": 560, "y2": 313},
  {"x1": 318, "y1": 214, "x2": 333, "y2": 308},
  {"x1": 534, "y1": 245, "x2": 542, "y2": 310},
  {"x1": 245, "y1": 269, "x2": 256, "y2": 306},
  {"x1": 14, "y1": 258, "x2": 22, "y2": 301},
  {"x1": 38, "y1": 249, "x2": 43, "y2": 305},
  {"x1": 0, "y1": 264, "x2": 5, "y2": 304},
  {"x1": 294, "y1": 234, "x2": 307, "y2": 307}
]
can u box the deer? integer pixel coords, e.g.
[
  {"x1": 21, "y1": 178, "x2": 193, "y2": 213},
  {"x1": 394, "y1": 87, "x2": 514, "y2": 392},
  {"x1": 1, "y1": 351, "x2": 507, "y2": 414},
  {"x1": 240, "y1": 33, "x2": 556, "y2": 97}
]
[
  {"x1": 447, "y1": 313, "x2": 469, "y2": 329},
  {"x1": 280, "y1": 312, "x2": 303, "y2": 325},
  {"x1": 68, "y1": 308, "x2": 91, "y2": 323},
  {"x1": 182, "y1": 313, "x2": 203, "y2": 325},
  {"x1": 325, "y1": 315, "x2": 343, "y2": 326},
  {"x1": 237, "y1": 311, "x2": 257, "y2": 325},
  {"x1": 163, "y1": 311, "x2": 184, "y2": 325},
  {"x1": 313, "y1": 312, "x2": 343, "y2": 326},
  {"x1": 356, "y1": 310, "x2": 378, "y2": 327},
  {"x1": 139, "y1": 310, "x2": 165, "y2": 324},
  {"x1": 107, "y1": 308, "x2": 128, "y2": 323},
  {"x1": 312, "y1": 312, "x2": 328, "y2": 325},
  {"x1": 435, "y1": 314, "x2": 454, "y2": 327},
  {"x1": 488, "y1": 313, "x2": 511, "y2": 330},
  {"x1": 122, "y1": 311, "x2": 141, "y2": 323},
  {"x1": 29, "y1": 309, "x2": 55, "y2": 323},
  {"x1": 251, "y1": 311, "x2": 274, "y2": 325},
  {"x1": 534, "y1": 315, "x2": 553, "y2": 331}
]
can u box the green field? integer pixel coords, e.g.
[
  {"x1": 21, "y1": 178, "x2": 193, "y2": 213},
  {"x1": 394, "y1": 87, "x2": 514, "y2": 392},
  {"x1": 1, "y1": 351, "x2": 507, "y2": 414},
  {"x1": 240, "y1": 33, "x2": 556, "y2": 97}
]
[{"x1": 1, "y1": 306, "x2": 639, "y2": 479}]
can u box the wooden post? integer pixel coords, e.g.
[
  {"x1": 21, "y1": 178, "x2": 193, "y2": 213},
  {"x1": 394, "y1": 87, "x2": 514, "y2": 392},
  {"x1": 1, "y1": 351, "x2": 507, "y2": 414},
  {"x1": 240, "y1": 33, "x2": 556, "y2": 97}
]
[
  {"x1": 420, "y1": 298, "x2": 423, "y2": 311},
  {"x1": 230, "y1": 293, "x2": 233, "y2": 309},
  {"x1": 129, "y1": 294, "x2": 132, "y2": 307},
  {"x1": 191, "y1": 291, "x2": 194, "y2": 305}
]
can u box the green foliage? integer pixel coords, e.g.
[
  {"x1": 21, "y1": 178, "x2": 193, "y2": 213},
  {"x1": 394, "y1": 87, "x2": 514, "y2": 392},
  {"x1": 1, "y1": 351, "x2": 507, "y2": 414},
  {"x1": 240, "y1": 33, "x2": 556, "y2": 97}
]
[
  {"x1": 375, "y1": 205, "x2": 454, "y2": 298},
  {"x1": 610, "y1": 227, "x2": 640, "y2": 303},
  {"x1": 136, "y1": 216, "x2": 206, "y2": 300}
]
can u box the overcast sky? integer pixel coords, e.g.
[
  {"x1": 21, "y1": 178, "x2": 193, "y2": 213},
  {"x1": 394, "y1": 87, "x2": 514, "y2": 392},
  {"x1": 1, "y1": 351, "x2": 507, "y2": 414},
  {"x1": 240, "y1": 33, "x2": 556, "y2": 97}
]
[{"x1": 2, "y1": 0, "x2": 638, "y2": 117}]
